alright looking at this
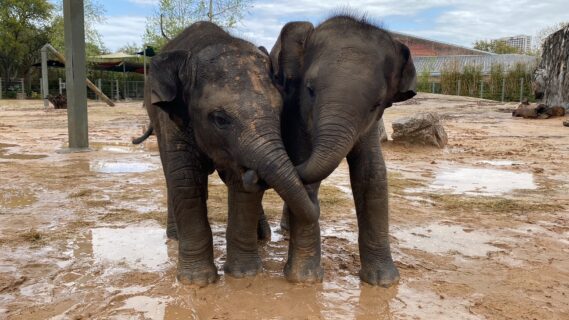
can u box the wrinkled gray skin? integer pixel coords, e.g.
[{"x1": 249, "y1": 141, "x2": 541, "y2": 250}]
[
  {"x1": 146, "y1": 21, "x2": 318, "y2": 286},
  {"x1": 268, "y1": 16, "x2": 417, "y2": 286}
]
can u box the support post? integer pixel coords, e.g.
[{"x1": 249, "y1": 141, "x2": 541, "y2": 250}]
[
  {"x1": 97, "y1": 79, "x2": 101, "y2": 101},
  {"x1": 501, "y1": 78, "x2": 506, "y2": 102},
  {"x1": 41, "y1": 46, "x2": 49, "y2": 107},
  {"x1": 59, "y1": 78, "x2": 63, "y2": 94},
  {"x1": 0, "y1": 78, "x2": 2, "y2": 99},
  {"x1": 480, "y1": 80, "x2": 484, "y2": 99},
  {"x1": 20, "y1": 78, "x2": 25, "y2": 98},
  {"x1": 431, "y1": 82, "x2": 435, "y2": 94},
  {"x1": 63, "y1": 0, "x2": 89, "y2": 149},
  {"x1": 520, "y1": 78, "x2": 524, "y2": 102},
  {"x1": 457, "y1": 79, "x2": 461, "y2": 96}
]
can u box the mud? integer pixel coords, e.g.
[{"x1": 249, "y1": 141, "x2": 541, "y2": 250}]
[{"x1": 0, "y1": 95, "x2": 568, "y2": 319}]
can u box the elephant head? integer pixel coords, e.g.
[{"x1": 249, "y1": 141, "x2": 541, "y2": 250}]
[
  {"x1": 149, "y1": 37, "x2": 318, "y2": 223},
  {"x1": 271, "y1": 16, "x2": 417, "y2": 183}
]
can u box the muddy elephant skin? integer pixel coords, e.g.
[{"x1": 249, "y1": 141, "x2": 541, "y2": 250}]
[
  {"x1": 269, "y1": 15, "x2": 417, "y2": 286},
  {"x1": 145, "y1": 22, "x2": 318, "y2": 286}
]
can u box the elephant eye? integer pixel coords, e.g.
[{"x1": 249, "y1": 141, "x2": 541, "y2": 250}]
[
  {"x1": 209, "y1": 110, "x2": 232, "y2": 129},
  {"x1": 306, "y1": 83, "x2": 315, "y2": 98}
]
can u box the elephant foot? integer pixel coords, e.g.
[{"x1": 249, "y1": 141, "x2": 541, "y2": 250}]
[
  {"x1": 284, "y1": 256, "x2": 323, "y2": 283},
  {"x1": 224, "y1": 256, "x2": 262, "y2": 278},
  {"x1": 257, "y1": 214, "x2": 271, "y2": 242},
  {"x1": 359, "y1": 259, "x2": 400, "y2": 287},
  {"x1": 177, "y1": 263, "x2": 218, "y2": 287},
  {"x1": 166, "y1": 224, "x2": 178, "y2": 240}
]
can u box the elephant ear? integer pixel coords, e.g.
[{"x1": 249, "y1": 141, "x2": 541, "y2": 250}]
[
  {"x1": 149, "y1": 50, "x2": 192, "y2": 107},
  {"x1": 270, "y1": 21, "x2": 314, "y2": 90},
  {"x1": 393, "y1": 42, "x2": 417, "y2": 103}
]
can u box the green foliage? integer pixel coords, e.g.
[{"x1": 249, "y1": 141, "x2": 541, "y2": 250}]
[
  {"x1": 49, "y1": 0, "x2": 108, "y2": 56},
  {"x1": 0, "y1": 0, "x2": 53, "y2": 79},
  {"x1": 473, "y1": 40, "x2": 520, "y2": 54},
  {"x1": 419, "y1": 61, "x2": 537, "y2": 102},
  {"x1": 144, "y1": 0, "x2": 252, "y2": 50},
  {"x1": 117, "y1": 42, "x2": 142, "y2": 55}
]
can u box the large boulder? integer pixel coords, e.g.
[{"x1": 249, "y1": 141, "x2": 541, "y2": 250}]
[
  {"x1": 512, "y1": 103, "x2": 566, "y2": 119},
  {"x1": 378, "y1": 118, "x2": 388, "y2": 143},
  {"x1": 391, "y1": 112, "x2": 448, "y2": 148},
  {"x1": 563, "y1": 120, "x2": 569, "y2": 127}
]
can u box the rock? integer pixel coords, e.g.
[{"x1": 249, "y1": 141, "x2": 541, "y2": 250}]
[
  {"x1": 547, "y1": 106, "x2": 566, "y2": 117},
  {"x1": 391, "y1": 112, "x2": 448, "y2": 148},
  {"x1": 512, "y1": 103, "x2": 565, "y2": 119},
  {"x1": 512, "y1": 104, "x2": 538, "y2": 118},
  {"x1": 563, "y1": 120, "x2": 569, "y2": 127},
  {"x1": 378, "y1": 118, "x2": 388, "y2": 143}
]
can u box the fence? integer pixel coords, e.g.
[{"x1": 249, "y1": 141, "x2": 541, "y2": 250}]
[
  {"x1": 417, "y1": 77, "x2": 532, "y2": 102},
  {"x1": 1, "y1": 77, "x2": 145, "y2": 101}
]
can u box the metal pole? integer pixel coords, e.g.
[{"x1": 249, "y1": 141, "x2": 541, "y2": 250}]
[
  {"x1": 59, "y1": 78, "x2": 63, "y2": 94},
  {"x1": 0, "y1": 78, "x2": 3, "y2": 99},
  {"x1": 116, "y1": 79, "x2": 120, "y2": 100},
  {"x1": 519, "y1": 78, "x2": 524, "y2": 102},
  {"x1": 208, "y1": 0, "x2": 213, "y2": 21},
  {"x1": 63, "y1": 0, "x2": 89, "y2": 149},
  {"x1": 20, "y1": 78, "x2": 25, "y2": 98},
  {"x1": 480, "y1": 80, "x2": 484, "y2": 99},
  {"x1": 431, "y1": 82, "x2": 435, "y2": 94},
  {"x1": 457, "y1": 79, "x2": 461, "y2": 96},
  {"x1": 501, "y1": 78, "x2": 506, "y2": 102},
  {"x1": 143, "y1": 46, "x2": 147, "y2": 79},
  {"x1": 41, "y1": 46, "x2": 49, "y2": 107}
]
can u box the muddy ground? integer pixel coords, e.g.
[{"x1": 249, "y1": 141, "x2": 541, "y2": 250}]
[{"x1": 0, "y1": 93, "x2": 568, "y2": 319}]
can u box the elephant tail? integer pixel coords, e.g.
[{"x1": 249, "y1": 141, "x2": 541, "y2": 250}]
[{"x1": 132, "y1": 124, "x2": 154, "y2": 144}]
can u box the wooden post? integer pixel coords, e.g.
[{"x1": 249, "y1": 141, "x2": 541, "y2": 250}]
[
  {"x1": 63, "y1": 0, "x2": 89, "y2": 149},
  {"x1": 41, "y1": 46, "x2": 49, "y2": 107}
]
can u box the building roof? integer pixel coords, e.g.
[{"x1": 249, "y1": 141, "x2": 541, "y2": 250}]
[
  {"x1": 391, "y1": 31, "x2": 494, "y2": 57},
  {"x1": 413, "y1": 54, "x2": 539, "y2": 76}
]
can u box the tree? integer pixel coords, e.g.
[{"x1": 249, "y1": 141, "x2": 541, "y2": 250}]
[
  {"x1": 533, "y1": 22, "x2": 569, "y2": 55},
  {"x1": 117, "y1": 42, "x2": 143, "y2": 55},
  {"x1": 473, "y1": 40, "x2": 520, "y2": 54},
  {"x1": 0, "y1": 0, "x2": 53, "y2": 81},
  {"x1": 49, "y1": 0, "x2": 108, "y2": 56},
  {"x1": 144, "y1": 0, "x2": 251, "y2": 50}
]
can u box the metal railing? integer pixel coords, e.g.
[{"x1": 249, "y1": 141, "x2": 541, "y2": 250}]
[{"x1": 417, "y1": 77, "x2": 532, "y2": 102}]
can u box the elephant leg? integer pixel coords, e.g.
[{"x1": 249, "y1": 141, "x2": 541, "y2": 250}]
[
  {"x1": 257, "y1": 207, "x2": 272, "y2": 242},
  {"x1": 224, "y1": 180, "x2": 263, "y2": 277},
  {"x1": 166, "y1": 189, "x2": 178, "y2": 240},
  {"x1": 284, "y1": 182, "x2": 323, "y2": 283},
  {"x1": 347, "y1": 121, "x2": 399, "y2": 287},
  {"x1": 157, "y1": 123, "x2": 217, "y2": 286}
]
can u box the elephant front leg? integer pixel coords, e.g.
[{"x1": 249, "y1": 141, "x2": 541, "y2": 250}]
[
  {"x1": 347, "y1": 123, "x2": 399, "y2": 287},
  {"x1": 224, "y1": 184, "x2": 264, "y2": 278},
  {"x1": 284, "y1": 183, "x2": 323, "y2": 283},
  {"x1": 166, "y1": 154, "x2": 217, "y2": 286},
  {"x1": 166, "y1": 189, "x2": 177, "y2": 240}
]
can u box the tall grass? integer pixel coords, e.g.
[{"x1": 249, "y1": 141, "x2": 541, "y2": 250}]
[{"x1": 420, "y1": 62, "x2": 536, "y2": 102}]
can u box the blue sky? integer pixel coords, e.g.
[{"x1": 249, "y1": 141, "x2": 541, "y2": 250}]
[{"x1": 86, "y1": 0, "x2": 568, "y2": 52}]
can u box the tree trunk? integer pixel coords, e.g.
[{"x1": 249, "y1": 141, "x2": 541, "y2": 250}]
[{"x1": 534, "y1": 25, "x2": 569, "y2": 110}]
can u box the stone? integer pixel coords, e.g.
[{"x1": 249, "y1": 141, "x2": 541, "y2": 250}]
[
  {"x1": 378, "y1": 118, "x2": 388, "y2": 143},
  {"x1": 546, "y1": 106, "x2": 566, "y2": 117},
  {"x1": 563, "y1": 120, "x2": 569, "y2": 127},
  {"x1": 512, "y1": 104, "x2": 538, "y2": 118},
  {"x1": 391, "y1": 112, "x2": 448, "y2": 148},
  {"x1": 512, "y1": 103, "x2": 565, "y2": 119}
]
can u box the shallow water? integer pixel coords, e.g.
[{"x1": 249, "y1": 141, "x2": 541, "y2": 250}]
[
  {"x1": 89, "y1": 160, "x2": 160, "y2": 174},
  {"x1": 427, "y1": 167, "x2": 536, "y2": 195}
]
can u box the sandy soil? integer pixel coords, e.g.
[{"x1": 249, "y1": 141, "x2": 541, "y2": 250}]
[{"x1": 0, "y1": 93, "x2": 568, "y2": 319}]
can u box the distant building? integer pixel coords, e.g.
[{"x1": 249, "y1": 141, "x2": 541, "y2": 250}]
[
  {"x1": 391, "y1": 32, "x2": 491, "y2": 57},
  {"x1": 495, "y1": 35, "x2": 532, "y2": 53},
  {"x1": 413, "y1": 54, "x2": 539, "y2": 77}
]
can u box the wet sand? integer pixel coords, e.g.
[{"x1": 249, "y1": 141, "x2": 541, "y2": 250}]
[{"x1": 0, "y1": 94, "x2": 568, "y2": 319}]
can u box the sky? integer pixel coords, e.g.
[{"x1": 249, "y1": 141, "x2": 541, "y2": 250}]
[{"x1": 86, "y1": 0, "x2": 569, "y2": 52}]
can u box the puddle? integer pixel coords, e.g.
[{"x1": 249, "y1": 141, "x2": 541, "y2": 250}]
[
  {"x1": 478, "y1": 160, "x2": 522, "y2": 166},
  {"x1": 90, "y1": 142, "x2": 145, "y2": 154},
  {"x1": 89, "y1": 225, "x2": 169, "y2": 271},
  {"x1": 116, "y1": 296, "x2": 170, "y2": 319},
  {"x1": 0, "y1": 189, "x2": 38, "y2": 209},
  {"x1": 323, "y1": 163, "x2": 353, "y2": 198},
  {"x1": 89, "y1": 160, "x2": 159, "y2": 173},
  {"x1": 426, "y1": 167, "x2": 536, "y2": 195},
  {"x1": 393, "y1": 223, "x2": 503, "y2": 257},
  {"x1": 0, "y1": 143, "x2": 48, "y2": 160},
  {"x1": 321, "y1": 221, "x2": 358, "y2": 244},
  {"x1": 393, "y1": 283, "x2": 482, "y2": 319}
]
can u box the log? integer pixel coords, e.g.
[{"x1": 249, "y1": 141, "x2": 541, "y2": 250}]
[
  {"x1": 533, "y1": 26, "x2": 569, "y2": 110},
  {"x1": 44, "y1": 44, "x2": 115, "y2": 107}
]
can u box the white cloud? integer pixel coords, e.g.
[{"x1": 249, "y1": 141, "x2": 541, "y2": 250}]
[
  {"x1": 95, "y1": 16, "x2": 148, "y2": 51},
  {"x1": 128, "y1": 0, "x2": 159, "y2": 5},
  {"x1": 97, "y1": 0, "x2": 569, "y2": 52}
]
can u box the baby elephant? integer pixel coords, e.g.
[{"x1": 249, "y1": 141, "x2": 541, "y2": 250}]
[{"x1": 144, "y1": 22, "x2": 318, "y2": 286}]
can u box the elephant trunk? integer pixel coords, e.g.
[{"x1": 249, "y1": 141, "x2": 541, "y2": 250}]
[
  {"x1": 297, "y1": 106, "x2": 358, "y2": 184},
  {"x1": 244, "y1": 131, "x2": 319, "y2": 223}
]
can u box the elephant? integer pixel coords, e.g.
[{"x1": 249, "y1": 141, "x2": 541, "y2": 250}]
[
  {"x1": 267, "y1": 15, "x2": 417, "y2": 286},
  {"x1": 144, "y1": 21, "x2": 318, "y2": 286}
]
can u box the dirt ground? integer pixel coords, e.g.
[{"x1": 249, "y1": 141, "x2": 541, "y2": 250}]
[{"x1": 0, "y1": 93, "x2": 568, "y2": 320}]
